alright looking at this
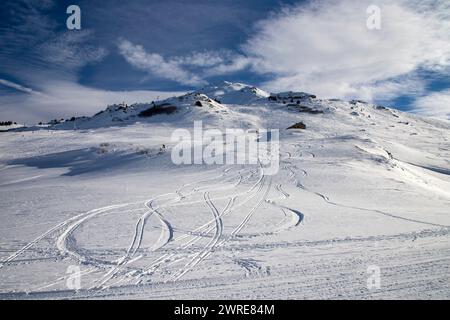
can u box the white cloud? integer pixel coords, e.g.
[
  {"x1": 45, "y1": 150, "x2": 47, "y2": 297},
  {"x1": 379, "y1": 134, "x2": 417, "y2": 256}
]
[
  {"x1": 0, "y1": 81, "x2": 184, "y2": 124},
  {"x1": 118, "y1": 40, "x2": 206, "y2": 86},
  {"x1": 118, "y1": 40, "x2": 252, "y2": 85},
  {"x1": 0, "y1": 79, "x2": 41, "y2": 95},
  {"x1": 117, "y1": 0, "x2": 449, "y2": 112},
  {"x1": 240, "y1": 0, "x2": 450, "y2": 101},
  {"x1": 175, "y1": 51, "x2": 251, "y2": 76},
  {"x1": 37, "y1": 30, "x2": 108, "y2": 71},
  {"x1": 205, "y1": 55, "x2": 251, "y2": 76},
  {"x1": 172, "y1": 51, "x2": 227, "y2": 67},
  {"x1": 412, "y1": 90, "x2": 450, "y2": 120},
  {"x1": 0, "y1": 1, "x2": 108, "y2": 84},
  {"x1": 4, "y1": 0, "x2": 449, "y2": 122}
]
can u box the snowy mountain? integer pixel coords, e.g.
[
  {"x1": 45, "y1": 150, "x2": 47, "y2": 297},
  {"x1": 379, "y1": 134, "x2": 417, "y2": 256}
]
[
  {"x1": 39, "y1": 81, "x2": 270, "y2": 130},
  {"x1": 0, "y1": 82, "x2": 449, "y2": 299},
  {"x1": 193, "y1": 80, "x2": 270, "y2": 104}
]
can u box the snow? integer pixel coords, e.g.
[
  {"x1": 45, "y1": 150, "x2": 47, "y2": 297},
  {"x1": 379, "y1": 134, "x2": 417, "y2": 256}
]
[
  {"x1": 194, "y1": 81, "x2": 270, "y2": 104},
  {"x1": 0, "y1": 123, "x2": 24, "y2": 132},
  {"x1": 0, "y1": 82, "x2": 449, "y2": 299}
]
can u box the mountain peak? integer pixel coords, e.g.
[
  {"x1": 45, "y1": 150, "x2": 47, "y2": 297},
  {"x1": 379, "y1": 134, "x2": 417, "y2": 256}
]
[{"x1": 194, "y1": 81, "x2": 270, "y2": 104}]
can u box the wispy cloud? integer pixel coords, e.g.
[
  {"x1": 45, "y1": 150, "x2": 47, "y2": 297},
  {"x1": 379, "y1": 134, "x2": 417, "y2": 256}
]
[
  {"x1": 37, "y1": 30, "x2": 108, "y2": 72},
  {"x1": 118, "y1": 40, "x2": 207, "y2": 86},
  {"x1": 412, "y1": 90, "x2": 450, "y2": 120},
  {"x1": 172, "y1": 51, "x2": 229, "y2": 68},
  {"x1": 0, "y1": 79, "x2": 41, "y2": 95},
  {"x1": 117, "y1": 40, "x2": 253, "y2": 86},
  {"x1": 0, "y1": 0, "x2": 107, "y2": 84},
  {"x1": 204, "y1": 55, "x2": 251, "y2": 77}
]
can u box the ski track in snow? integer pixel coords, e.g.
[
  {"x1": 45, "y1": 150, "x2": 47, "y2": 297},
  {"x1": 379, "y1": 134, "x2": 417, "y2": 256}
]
[
  {"x1": 1, "y1": 82, "x2": 450, "y2": 299},
  {"x1": 134, "y1": 165, "x2": 266, "y2": 283},
  {"x1": 168, "y1": 191, "x2": 225, "y2": 281},
  {"x1": 91, "y1": 169, "x2": 240, "y2": 289},
  {"x1": 0, "y1": 167, "x2": 247, "y2": 290},
  {"x1": 284, "y1": 145, "x2": 450, "y2": 230},
  {"x1": 73, "y1": 164, "x2": 274, "y2": 290},
  {"x1": 5, "y1": 143, "x2": 445, "y2": 294}
]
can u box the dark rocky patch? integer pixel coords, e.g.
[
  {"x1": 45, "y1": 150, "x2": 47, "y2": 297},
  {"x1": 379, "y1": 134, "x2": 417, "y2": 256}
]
[
  {"x1": 287, "y1": 104, "x2": 324, "y2": 114},
  {"x1": 287, "y1": 122, "x2": 306, "y2": 130},
  {"x1": 138, "y1": 104, "x2": 177, "y2": 117}
]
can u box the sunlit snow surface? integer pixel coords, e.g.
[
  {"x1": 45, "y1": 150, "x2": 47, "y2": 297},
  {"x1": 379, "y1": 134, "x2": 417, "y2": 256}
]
[{"x1": 0, "y1": 83, "x2": 449, "y2": 299}]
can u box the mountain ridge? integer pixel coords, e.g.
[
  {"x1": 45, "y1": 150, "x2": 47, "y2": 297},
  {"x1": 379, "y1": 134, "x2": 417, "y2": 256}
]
[{"x1": 6, "y1": 81, "x2": 448, "y2": 131}]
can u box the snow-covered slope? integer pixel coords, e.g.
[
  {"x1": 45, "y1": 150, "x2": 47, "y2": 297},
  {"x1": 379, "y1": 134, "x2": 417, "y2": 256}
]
[
  {"x1": 0, "y1": 123, "x2": 24, "y2": 132},
  {"x1": 194, "y1": 80, "x2": 270, "y2": 104},
  {"x1": 0, "y1": 82, "x2": 449, "y2": 299}
]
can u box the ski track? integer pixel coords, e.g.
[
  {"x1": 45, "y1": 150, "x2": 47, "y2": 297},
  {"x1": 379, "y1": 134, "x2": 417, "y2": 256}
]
[
  {"x1": 0, "y1": 174, "x2": 44, "y2": 187},
  {"x1": 87, "y1": 168, "x2": 245, "y2": 287},
  {"x1": 169, "y1": 191, "x2": 225, "y2": 281},
  {"x1": 0, "y1": 167, "x2": 243, "y2": 290},
  {"x1": 0, "y1": 202, "x2": 140, "y2": 269},
  {"x1": 2, "y1": 84, "x2": 450, "y2": 299},
  {"x1": 271, "y1": 205, "x2": 304, "y2": 233},
  {"x1": 286, "y1": 143, "x2": 449, "y2": 229},
  {"x1": 133, "y1": 166, "x2": 265, "y2": 283},
  {"x1": 131, "y1": 163, "x2": 287, "y2": 284},
  {"x1": 120, "y1": 164, "x2": 269, "y2": 284},
  {"x1": 6, "y1": 138, "x2": 446, "y2": 295},
  {"x1": 8, "y1": 142, "x2": 442, "y2": 295},
  {"x1": 80, "y1": 167, "x2": 247, "y2": 289},
  {"x1": 92, "y1": 167, "x2": 252, "y2": 288},
  {"x1": 222, "y1": 171, "x2": 272, "y2": 243}
]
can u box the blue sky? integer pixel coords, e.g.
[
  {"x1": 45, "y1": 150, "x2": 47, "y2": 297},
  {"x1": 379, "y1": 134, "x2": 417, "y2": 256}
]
[{"x1": 0, "y1": 0, "x2": 449, "y2": 123}]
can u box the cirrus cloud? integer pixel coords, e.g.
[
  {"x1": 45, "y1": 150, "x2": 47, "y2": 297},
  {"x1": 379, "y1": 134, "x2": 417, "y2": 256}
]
[
  {"x1": 118, "y1": 40, "x2": 207, "y2": 86},
  {"x1": 117, "y1": 40, "x2": 251, "y2": 86}
]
